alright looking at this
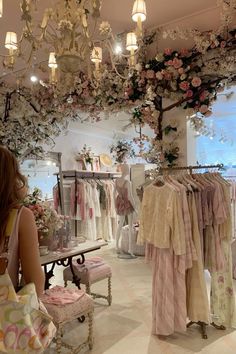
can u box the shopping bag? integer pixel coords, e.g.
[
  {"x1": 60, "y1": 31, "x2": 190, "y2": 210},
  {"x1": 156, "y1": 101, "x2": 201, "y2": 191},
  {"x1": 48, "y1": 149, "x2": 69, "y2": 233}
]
[{"x1": 0, "y1": 209, "x2": 56, "y2": 353}]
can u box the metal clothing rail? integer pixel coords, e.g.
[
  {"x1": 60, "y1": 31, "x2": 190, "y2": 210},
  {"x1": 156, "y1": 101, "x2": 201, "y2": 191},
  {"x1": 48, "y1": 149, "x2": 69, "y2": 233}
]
[
  {"x1": 159, "y1": 163, "x2": 224, "y2": 174},
  {"x1": 59, "y1": 170, "x2": 121, "y2": 180}
]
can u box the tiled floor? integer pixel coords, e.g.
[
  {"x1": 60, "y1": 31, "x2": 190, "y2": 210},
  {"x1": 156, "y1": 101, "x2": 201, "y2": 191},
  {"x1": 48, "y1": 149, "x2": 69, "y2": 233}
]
[{"x1": 46, "y1": 244, "x2": 236, "y2": 354}]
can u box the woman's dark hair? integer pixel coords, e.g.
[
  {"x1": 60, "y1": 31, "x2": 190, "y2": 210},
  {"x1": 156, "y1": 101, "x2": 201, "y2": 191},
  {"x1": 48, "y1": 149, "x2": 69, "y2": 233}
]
[{"x1": 0, "y1": 146, "x2": 26, "y2": 240}]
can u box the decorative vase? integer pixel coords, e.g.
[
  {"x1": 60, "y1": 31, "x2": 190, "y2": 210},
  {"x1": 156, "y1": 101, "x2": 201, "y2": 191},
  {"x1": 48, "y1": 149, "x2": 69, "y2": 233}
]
[
  {"x1": 86, "y1": 163, "x2": 92, "y2": 171},
  {"x1": 38, "y1": 230, "x2": 54, "y2": 249}
]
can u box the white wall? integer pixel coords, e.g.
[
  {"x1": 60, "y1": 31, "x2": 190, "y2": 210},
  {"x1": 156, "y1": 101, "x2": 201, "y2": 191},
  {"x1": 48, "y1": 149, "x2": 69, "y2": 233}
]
[{"x1": 49, "y1": 128, "x2": 113, "y2": 170}]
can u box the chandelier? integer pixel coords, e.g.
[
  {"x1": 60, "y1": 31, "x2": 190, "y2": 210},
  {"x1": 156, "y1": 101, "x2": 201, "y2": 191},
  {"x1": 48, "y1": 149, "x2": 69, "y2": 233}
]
[{"x1": 2, "y1": 0, "x2": 147, "y2": 84}]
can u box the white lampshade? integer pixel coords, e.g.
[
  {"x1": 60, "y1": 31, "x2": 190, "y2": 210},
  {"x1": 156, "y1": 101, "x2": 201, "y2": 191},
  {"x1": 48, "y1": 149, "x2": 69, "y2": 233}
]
[
  {"x1": 126, "y1": 32, "x2": 138, "y2": 51},
  {"x1": 0, "y1": 0, "x2": 3, "y2": 18},
  {"x1": 91, "y1": 47, "x2": 102, "y2": 63},
  {"x1": 48, "y1": 52, "x2": 57, "y2": 68},
  {"x1": 132, "y1": 0, "x2": 147, "y2": 22},
  {"x1": 5, "y1": 32, "x2": 18, "y2": 50}
]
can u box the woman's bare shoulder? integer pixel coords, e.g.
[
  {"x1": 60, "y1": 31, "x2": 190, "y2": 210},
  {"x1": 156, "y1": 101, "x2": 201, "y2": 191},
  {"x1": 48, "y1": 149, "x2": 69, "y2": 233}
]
[
  {"x1": 19, "y1": 206, "x2": 35, "y2": 227},
  {"x1": 20, "y1": 206, "x2": 34, "y2": 217}
]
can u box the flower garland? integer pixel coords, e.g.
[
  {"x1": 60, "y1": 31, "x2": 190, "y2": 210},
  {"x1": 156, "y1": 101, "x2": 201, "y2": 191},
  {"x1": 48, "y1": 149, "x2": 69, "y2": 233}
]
[
  {"x1": 110, "y1": 139, "x2": 136, "y2": 164},
  {"x1": 0, "y1": 28, "x2": 235, "y2": 158}
]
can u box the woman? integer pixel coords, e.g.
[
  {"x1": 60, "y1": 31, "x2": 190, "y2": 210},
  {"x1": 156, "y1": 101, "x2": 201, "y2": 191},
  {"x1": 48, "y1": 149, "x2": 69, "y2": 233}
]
[{"x1": 0, "y1": 146, "x2": 45, "y2": 296}]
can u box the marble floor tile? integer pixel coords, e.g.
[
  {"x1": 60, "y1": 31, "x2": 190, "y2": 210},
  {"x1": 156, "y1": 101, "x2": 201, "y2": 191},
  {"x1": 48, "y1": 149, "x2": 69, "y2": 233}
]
[{"x1": 45, "y1": 244, "x2": 236, "y2": 353}]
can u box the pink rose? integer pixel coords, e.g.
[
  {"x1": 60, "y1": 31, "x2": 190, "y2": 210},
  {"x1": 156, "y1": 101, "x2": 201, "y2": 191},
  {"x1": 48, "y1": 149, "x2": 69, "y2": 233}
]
[
  {"x1": 180, "y1": 48, "x2": 189, "y2": 57},
  {"x1": 179, "y1": 81, "x2": 190, "y2": 91},
  {"x1": 199, "y1": 104, "x2": 209, "y2": 114},
  {"x1": 164, "y1": 48, "x2": 172, "y2": 56},
  {"x1": 220, "y1": 41, "x2": 226, "y2": 48},
  {"x1": 172, "y1": 57, "x2": 183, "y2": 69},
  {"x1": 146, "y1": 70, "x2": 155, "y2": 79},
  {"x1": 185, "y1": 90, "x2": 193, "y2": 98},
  {"x1": 191, "y1": 77, "x2": 202, "y2": 87},
  {"x1": 165, "y1": 60, "x2": 173, "y2": 66},
  {"x1": 140, "y1": 71, "x2": 146, "y2": 79},
  {"x1": 200, "y1": 91, "x2": 207, "y2": 101},
  {"x1": 178, "y1": 68, "x2": 184, "y2": 75}
]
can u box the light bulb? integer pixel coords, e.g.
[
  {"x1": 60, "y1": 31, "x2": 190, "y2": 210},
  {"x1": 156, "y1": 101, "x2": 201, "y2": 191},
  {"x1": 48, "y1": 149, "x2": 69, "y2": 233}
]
[
  {"x1": 115, "y1": 44, "x2": 122, "y2": 54},
  {"x1": 30, "y1": 75, "x2": 38, "y2": 83}
]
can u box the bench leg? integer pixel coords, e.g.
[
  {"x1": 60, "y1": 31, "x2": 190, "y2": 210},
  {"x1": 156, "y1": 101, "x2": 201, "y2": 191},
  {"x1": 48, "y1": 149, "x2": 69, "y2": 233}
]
[
  {"x1": 108, "y1": 276, "x2": 112, "y2": 306},
  {"x1": 56, "y1": 327, "x2": 63, "y2": 353},
  {"x1": 86, "y1": 283, "x2": 91, "y2": 295},
  {"x1": 88, "y1": 311, "x2": 94, "y2": 350}
]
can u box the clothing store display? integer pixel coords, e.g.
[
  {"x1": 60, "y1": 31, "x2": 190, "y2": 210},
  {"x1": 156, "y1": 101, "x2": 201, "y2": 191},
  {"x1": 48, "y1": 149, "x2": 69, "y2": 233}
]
[
  {"x1": 115, "y1": 179, "x2": 135, "y2": 216},
  {"x1": 138, "y1": 171, "x2": 236, "y2": 337},
  {"x1": 54, "y1": 175, "x2": 117, "y2": 241}
]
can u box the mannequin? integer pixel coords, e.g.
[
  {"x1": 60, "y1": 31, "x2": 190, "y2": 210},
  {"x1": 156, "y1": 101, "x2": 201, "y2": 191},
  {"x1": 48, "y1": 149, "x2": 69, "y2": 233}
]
[{"x1": 114, "y1": 163, "x2": 137, "y2": 257}]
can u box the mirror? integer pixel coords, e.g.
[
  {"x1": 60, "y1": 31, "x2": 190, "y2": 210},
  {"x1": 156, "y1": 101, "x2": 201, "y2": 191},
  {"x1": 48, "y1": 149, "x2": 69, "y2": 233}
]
[{"x1": 20, "y1": 152, "x2": 64, "y2": 212}]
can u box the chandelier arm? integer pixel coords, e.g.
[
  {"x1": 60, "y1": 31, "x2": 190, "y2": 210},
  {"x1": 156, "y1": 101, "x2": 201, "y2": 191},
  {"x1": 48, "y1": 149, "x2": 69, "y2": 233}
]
[
  {"x1": 107, "y1": 49, "x2": 130, "y2": 80},
  {"x1": 105, "y1": 40, "x2": 127, "y2": 60}
]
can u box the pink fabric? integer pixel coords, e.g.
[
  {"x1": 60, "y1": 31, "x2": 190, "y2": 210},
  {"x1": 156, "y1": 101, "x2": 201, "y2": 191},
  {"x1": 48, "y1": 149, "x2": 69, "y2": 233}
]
[
  {"x1": 73, "y1": 257, "x2": 105, "y2": 271},
  {"x1": 115, "y1": 180, "x2": 134, "y2": 216},
  {"x1": 70, "y1": 182, "x2": 76, "y2": 217},
  {"x1": 77, "y1": 182, "x2": 86, "y2": 221},
  {"x1": 40, "y1": 286, "x2": 85, "y2": 305},
  {"x1": 43, "y1": 292, "x2": 93, "y2": 324},
  {"x1": 147, "y1": 244, "x2": 187, "y2": 336}
]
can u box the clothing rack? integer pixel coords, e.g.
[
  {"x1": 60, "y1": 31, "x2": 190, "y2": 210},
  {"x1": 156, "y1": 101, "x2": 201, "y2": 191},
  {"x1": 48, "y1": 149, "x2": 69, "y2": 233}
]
[
  {"x1": 60, "y1": 170, "x2": 121, "y2": 180},
  {"x1": 159, "y1": 163, "x2": 224, "y2": 174},
  {"x1": 143, "y1": 162, "x2": 228, "y2": 339},
  {"x1": 161, "y1": 162, "x2": 226, "y2": 339},
  {"x1": 55, "y1": 170, "x2": 121, "y2": 237}
]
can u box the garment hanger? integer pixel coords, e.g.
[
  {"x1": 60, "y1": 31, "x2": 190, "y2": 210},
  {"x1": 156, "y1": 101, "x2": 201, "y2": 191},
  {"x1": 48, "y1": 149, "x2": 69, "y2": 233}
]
[{"x1": 153, "y1": 175, "x2": 165, "y2": 187}]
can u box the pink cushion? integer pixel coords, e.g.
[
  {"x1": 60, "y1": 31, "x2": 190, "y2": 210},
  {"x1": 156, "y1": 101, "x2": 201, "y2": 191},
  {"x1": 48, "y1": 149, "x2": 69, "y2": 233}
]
[
  {"x1": 63, "y1": 263, "x2": 112, "y2": 284},
  {"x1": 42, "y1": 290, "x2": 93, "y2": 324}
]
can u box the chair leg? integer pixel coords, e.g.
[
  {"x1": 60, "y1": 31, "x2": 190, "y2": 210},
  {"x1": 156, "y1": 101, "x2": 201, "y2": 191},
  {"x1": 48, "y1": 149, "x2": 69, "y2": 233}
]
[
  {"x1": 88, "y1": 311, "x2": 94, "y2": 350},
  {"x1": 86, "y1": 283, "x2": 91, "y2": 295},
  {"x1": 64, "y1": 280, "x2": 67, "y2": 287},
  {"x1": 56, "y1": 327, "x2": 63, "y2": 354},
  {"x1": 108, "y1": 276, "x2": 112, "y2": 306}
]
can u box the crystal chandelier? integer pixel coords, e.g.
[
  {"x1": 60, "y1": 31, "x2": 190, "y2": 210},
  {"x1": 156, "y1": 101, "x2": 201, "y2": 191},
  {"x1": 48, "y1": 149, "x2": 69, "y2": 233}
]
[{"x1": 2, "y1": 0, "x2": 147, "y2": 83}]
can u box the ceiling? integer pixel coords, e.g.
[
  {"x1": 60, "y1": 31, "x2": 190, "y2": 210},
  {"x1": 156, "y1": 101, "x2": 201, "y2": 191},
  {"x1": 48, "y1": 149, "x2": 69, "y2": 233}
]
[{"x1": 0, "y1": 0, "x2": 226, "y2": 79}]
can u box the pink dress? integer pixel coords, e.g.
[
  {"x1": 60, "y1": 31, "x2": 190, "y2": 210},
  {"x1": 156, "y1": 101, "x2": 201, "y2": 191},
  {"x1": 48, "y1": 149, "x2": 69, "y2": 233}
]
[{"x1": 115, "y1": 180, "x2": 134, "y2": 216}]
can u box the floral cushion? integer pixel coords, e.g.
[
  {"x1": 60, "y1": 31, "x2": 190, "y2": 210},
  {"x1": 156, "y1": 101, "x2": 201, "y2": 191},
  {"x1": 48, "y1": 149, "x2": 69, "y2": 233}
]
[{"x1": 42, "y1": 291, "x2": 93, "y2": 324}]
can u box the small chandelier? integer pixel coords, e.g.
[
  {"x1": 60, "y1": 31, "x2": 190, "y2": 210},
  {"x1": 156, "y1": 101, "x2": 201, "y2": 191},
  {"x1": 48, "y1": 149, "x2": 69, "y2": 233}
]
[{"x1": 0, "y1": 0, "x2": 147, "y2": 84}]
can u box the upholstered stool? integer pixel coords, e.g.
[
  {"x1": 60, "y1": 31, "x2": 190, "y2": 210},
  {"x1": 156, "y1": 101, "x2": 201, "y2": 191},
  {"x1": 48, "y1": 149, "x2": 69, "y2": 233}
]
[
  {"x1": 63, "y1": 257, "x2": 112, "y2": 306},
  {"x1": 41, "y1": 287, "x2": 94, "y2": 353}
]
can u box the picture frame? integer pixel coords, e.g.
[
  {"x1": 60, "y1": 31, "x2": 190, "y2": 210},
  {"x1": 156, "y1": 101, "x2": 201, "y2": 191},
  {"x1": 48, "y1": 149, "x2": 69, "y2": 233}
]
[{"x1": 92, "y1": 156, "x2": 101, "y2": 172}]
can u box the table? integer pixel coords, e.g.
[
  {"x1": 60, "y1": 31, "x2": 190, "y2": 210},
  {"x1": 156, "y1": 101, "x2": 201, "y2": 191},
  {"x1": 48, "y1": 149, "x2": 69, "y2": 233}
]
[{"x1": 40, "y1": 240, "x2": 108, "y2": 289}]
